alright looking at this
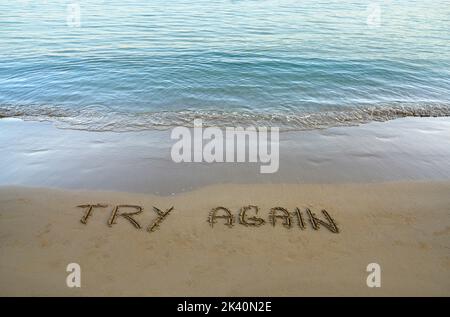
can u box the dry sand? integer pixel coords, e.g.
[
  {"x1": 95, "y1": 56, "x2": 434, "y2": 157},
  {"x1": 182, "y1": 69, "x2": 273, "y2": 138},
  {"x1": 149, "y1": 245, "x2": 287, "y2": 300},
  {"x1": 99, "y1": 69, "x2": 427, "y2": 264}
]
[{"x1": 1, "y1": 182, "x2": 449, "y2": 296}]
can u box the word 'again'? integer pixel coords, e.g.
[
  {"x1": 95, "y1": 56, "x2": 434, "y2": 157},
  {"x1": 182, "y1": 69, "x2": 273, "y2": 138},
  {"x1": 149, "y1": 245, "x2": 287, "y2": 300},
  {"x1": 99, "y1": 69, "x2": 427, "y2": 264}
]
[{"x1": 208, "y1": 206, "x2": 339, "y2": 233}]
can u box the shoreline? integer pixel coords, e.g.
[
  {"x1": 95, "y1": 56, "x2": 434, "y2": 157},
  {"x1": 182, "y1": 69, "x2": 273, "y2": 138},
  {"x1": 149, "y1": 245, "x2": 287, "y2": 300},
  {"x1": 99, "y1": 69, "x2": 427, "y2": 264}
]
[
  {"x1": 2, "y1": 103, "x2": 450, "y2": 132},
  {"x1": 1, "y1": 181, "x2": 449, "y2": 296}
]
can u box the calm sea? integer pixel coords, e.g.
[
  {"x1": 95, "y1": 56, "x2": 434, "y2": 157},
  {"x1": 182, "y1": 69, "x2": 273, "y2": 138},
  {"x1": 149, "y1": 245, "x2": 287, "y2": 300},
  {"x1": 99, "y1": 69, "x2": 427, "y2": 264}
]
[{"x1": 0, "y1": 0, "x2": 449, "y2": 131}]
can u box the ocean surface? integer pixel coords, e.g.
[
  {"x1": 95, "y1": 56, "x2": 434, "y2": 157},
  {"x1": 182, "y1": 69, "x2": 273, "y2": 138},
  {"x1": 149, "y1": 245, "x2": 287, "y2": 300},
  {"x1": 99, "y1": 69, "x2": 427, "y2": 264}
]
[{"x1": 0, "y1": 0, "x2": 449, "y2": 131}]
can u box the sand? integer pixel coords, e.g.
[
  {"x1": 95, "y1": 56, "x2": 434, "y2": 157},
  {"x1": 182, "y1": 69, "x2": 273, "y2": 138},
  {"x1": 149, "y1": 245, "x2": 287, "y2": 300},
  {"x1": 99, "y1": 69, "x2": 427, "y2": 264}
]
[
  {"x1": 1, "y1": 182, "x2": 449, "y2": 296},
  {"x1": 1, "y1": 117, "x2": 450, "y2": 296},
  {"x1": 2, "y1": 117, "x2": 450, "y2": 194}
]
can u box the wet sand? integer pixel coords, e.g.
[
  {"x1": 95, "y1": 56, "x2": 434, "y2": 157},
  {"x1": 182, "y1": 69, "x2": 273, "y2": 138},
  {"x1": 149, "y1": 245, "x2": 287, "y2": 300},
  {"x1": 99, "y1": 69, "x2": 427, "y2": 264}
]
[{"x1": 1, "y1": 117, "x2": 450, "y2": 194}]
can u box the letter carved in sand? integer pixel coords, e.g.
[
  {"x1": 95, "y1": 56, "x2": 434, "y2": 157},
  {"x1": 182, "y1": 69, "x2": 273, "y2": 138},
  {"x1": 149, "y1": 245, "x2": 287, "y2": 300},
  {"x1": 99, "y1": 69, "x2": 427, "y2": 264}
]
[
  {"x1": 208, "y1": 206, "x2": 234, "y2": 227},
  {"x1": 147, "y1": 206, "x2": 174, "y2": 233},
  {"x1": 239, "y1": 205, "x2": 265, "y2": 227},
  {"x1": 305, "y1": 208, "x2": 339, "y2": 233},
  {"x1": 268, "y1": 207, "x2": 292, "y2": 228},
  {"x1": 77, "y1": 204, "x2": 108, "y2": 224},
  {"x1": 108, "y1": 205, "x2": 143, "y2": 229}
]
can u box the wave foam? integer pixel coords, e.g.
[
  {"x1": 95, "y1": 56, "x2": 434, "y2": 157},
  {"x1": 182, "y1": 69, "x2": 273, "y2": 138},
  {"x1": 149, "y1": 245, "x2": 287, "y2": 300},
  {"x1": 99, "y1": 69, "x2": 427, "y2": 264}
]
[{"x1": 1, "y1": 103, "x2": 450, "y2": 132}]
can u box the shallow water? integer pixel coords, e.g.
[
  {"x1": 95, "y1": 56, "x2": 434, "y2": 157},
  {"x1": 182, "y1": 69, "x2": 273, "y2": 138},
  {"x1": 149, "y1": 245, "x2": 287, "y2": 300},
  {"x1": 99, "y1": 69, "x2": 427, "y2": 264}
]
[{"x1": 0, "y1": 0, "x2": 449, "y2": 131}]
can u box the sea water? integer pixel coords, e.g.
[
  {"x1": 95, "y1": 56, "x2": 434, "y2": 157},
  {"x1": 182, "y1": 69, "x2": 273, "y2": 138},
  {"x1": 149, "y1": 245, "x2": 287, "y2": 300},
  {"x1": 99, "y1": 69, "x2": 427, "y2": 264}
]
[{"x1": 0, "y1": 0, "x2": 449, "y2": 131}]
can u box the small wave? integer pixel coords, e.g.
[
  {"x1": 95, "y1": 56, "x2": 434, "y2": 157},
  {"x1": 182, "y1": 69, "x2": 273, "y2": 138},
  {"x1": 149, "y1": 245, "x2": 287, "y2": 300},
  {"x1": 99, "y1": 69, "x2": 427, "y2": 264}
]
[{"x1": 1, "y1": 103, "x2": 450, "y2": 132}]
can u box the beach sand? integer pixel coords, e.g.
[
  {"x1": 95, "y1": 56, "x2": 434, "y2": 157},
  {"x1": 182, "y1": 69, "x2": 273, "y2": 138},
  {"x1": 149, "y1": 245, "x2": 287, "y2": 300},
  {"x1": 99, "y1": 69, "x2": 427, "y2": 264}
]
[
  {"x1": 1, "y1": 117, "x2": 450, "y2": 296},
  {"x1": 2, "y1": 117, "x2": 450, "y2": 194},
  {"x1": 0, "y1": 182, "x2": 449, "y2": 296}
]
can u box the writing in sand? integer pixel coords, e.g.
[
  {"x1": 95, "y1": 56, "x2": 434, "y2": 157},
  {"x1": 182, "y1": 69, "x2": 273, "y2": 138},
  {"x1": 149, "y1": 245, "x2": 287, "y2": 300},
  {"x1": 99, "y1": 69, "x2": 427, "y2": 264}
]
[{"x1": 77, "y1": 204, "x2": 339, "y2": 234}]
